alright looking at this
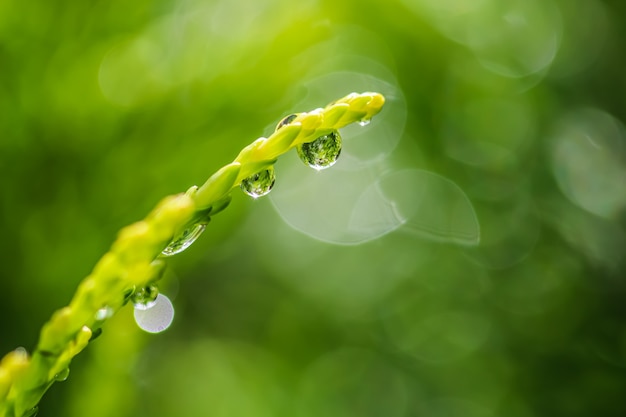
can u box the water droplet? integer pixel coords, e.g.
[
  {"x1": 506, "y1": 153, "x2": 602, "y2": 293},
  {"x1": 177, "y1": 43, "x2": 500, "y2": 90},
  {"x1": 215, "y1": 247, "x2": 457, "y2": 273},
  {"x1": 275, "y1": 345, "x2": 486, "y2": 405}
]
[
  {"x1": 240, "y1": 166, "x2": 276, "y2": 198},
  {"x1": 133, "y1": 294, "x2": 175, "y2": 334},
  {"x1": 23, "y1": 406, "x2": 38, "y2": 417},
  {"x1": 276, "y1": 113, "x2": 298, "y2": 130},
  {"x1": 14, "y1": 346, "x2": 28, "y2": 358},
  {"x1": 358, "y1": 117, "x2": 371, "y2": 126},
  {"x1": 296, "y1": 130, "x2": 342, "y2": 170},
  {"x1": 54, "y1": 367, "x2": 70, "y2": 382},
  {"x1": 95, "y1": 306, "x2": 113, "y2": 321},
  {"x1": 161, "y1": 222, "x2": 207, "y2": 256},
  {"x1": 131, "y1": 284, "x2": 159, "y2": 310}
]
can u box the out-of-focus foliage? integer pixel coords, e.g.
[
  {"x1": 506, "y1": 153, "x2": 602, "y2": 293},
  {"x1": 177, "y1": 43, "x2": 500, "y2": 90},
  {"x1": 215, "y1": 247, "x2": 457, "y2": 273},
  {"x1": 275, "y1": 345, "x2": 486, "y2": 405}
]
[{"x1": 1, "y1": 0, "x2": 625, "y2": 416}]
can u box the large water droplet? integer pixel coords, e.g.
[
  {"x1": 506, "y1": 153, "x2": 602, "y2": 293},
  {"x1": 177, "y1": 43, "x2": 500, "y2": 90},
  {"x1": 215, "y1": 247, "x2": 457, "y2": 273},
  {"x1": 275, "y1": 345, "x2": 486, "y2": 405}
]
[
  {"x1": 240, "y1": 166, "x2": 276, "y2": 198},
  {"x1": 95, "y1": 306, "x2": 113, "y2": 321},
  {"x1": 296, "y1": 130, "x2": 342, "y2": 170},
  {"x1": 276, "y1": 113, "x2": 298, "y2": 130},
  {"x1": 162, "y1": 222, "x2": 207, "y2": 256},
  {"x1": 54, "y1": 367, "x2": 70, "y2": 382},
  {"x1": 131, "y1": 284, "x2": 159, "y2": 310}
]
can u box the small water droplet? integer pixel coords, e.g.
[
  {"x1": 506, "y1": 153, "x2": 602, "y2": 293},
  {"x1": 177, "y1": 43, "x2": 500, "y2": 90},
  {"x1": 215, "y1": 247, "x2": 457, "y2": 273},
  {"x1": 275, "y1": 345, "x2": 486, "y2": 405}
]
[
  {"x1": 161, "y1": 222, "x2": 207, "y2": 256},
  {"x1": 240, "y1": 166, "x2": 276, "y2": 198},
  {"x1": 23, "y1": 406, "x2": 39, "y2": 417},
  {"x1": 54, "y1": 368, "x2": 70, "y2": 382},
  {"x1": 14, "y1": 346, "x2": 28, "y2": 357},
  {"x1": 296, "y1": 130, "x2": 342, "y2": 170},
  {"x1": 276, "y1": 113, "x2": 298, "y2": 130},
  {"x1": 95, "y1": 306, "x2": 113, "y2": 321},
  {"x1": 358, "y1": 117, "x2": 371, "y2": 126},
  {"x1": 131, "y1": 284, "x2": 159, "y2": 310}
]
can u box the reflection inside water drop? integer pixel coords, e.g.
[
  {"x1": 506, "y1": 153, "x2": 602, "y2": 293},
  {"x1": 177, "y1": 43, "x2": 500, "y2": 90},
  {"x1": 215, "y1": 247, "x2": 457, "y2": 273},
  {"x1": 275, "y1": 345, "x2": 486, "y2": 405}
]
[
  {"x1": 133, "y1": 294, "x2": 175, "y2": 334},
  {"x1": 241, "y1": 166, "x2": 276, "y2": 198},
  {"x1": 275, "y1": 113, "x2": 298, "y2": 130},
  {"x1": 297, "y1": 131, "x2": 342, "y2": 170},
  {"x1": 131, "y1": 284, "x2": 159, "y2": 310},
  {"x1": 162, "y1": 222, "x2": 207, "y2": 256},
  {"x1": 358, "y1": 118, "x2": 371, "y2": 126}
]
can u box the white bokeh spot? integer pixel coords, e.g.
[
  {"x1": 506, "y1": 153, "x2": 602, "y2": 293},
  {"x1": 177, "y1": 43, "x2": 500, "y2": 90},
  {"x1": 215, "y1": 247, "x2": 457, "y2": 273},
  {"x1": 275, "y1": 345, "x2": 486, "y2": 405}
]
[{"x1": 134, "y1": 294, "x2": 175, "y2": 334}]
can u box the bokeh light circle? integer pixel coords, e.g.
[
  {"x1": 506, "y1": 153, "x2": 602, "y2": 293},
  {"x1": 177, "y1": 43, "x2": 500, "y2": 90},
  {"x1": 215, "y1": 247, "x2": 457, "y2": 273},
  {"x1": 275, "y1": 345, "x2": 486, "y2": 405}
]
[
  {"x1": 133, "y1": 293, "x2": 175, "y2": 334},
  {"x1": 402, "y1": 0, "x2": 562, "y2": 79},
  {"x1": 550, "y1": 108, "x2": 626, "y2": 219},
  {"x1": 271, "y1": 156, "x2": 480, "y2": 245}
]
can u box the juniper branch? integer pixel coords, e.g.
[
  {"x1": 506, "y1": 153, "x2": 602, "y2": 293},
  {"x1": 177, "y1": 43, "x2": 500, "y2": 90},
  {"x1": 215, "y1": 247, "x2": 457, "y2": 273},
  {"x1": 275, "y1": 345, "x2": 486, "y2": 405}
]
[{"x1": 0, "y1": 92, "x2": 385, "y2": 417}]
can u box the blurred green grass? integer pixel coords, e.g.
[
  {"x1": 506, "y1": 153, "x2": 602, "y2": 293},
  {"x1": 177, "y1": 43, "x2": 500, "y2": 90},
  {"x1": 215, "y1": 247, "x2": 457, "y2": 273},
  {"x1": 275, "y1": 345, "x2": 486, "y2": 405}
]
[{"x1": 1, "y1": 0, "x2": 625, "y2": 416}]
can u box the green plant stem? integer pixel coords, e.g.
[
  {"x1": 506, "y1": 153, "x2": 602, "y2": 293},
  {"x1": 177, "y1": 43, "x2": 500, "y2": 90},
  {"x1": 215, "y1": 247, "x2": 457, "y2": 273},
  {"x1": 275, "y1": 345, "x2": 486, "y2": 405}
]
[{"x1": 0, "y1": 92, "x2": 385, "y2": 417}]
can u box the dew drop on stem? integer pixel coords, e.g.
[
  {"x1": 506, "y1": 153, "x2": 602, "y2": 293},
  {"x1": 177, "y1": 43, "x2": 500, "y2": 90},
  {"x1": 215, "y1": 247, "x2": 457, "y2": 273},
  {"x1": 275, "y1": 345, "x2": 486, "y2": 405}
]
[
  {"x1": 22, "y1": 406, "x2": 39, "y2": 417},
  {"x1": 358, "y1": 117, "x2": 371, "y2": 126},
  {"x1": 161, "y1": 222, "x2": 207, "y2": 256},
  {"x1": 296, "y1": 130, "x2": 342, "y2": 170},
  {"x1": 275, "y1": 113, "x2": 298, "y2": 130},
  {"x1": 54, "y1": 368, "x2": 70, "y2": 382},
  {"x1": 131, "y1": 284, "x2": 159, "y2": 310},
  {"x1": 241, "y1": 166, "x2": 276, "y2": 198}
]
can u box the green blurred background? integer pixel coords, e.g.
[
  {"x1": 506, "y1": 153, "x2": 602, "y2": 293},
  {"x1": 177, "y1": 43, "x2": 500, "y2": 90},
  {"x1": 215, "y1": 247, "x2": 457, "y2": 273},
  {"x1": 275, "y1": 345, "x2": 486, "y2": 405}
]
[{"x1": 1, "y1": 0, "x2": 626, "y2": 416}]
